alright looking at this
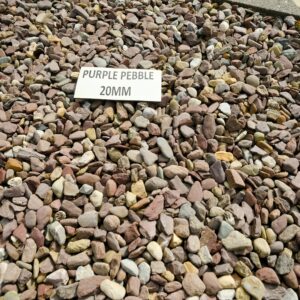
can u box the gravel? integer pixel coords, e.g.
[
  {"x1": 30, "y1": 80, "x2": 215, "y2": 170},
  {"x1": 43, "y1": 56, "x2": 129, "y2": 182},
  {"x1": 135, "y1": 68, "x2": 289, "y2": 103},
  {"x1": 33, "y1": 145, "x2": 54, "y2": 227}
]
[{"x1": 0, "y1": 0, "x2": 300, "y2": 299}]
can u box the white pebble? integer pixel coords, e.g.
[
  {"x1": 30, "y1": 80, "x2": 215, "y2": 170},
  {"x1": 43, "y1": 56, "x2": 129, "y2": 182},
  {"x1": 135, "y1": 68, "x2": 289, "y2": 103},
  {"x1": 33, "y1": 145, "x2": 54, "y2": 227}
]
[
  {"x1": 219, "y1": 21, "x2": 229, "y2": 32},
  {"x1": 219, "y1": 103, "x2": 231, "y2": 115}
]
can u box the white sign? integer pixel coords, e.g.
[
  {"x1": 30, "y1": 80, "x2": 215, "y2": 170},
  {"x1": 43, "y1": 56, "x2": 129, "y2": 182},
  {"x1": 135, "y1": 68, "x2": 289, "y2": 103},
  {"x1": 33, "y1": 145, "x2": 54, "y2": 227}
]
[{"x1": 74, "y1": 67, "x2": 162, "y2": 102}]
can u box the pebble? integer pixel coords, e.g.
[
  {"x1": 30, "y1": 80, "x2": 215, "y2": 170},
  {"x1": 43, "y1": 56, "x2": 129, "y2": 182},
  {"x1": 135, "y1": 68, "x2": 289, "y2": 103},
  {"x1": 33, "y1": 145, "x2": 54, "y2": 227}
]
[
  {"x1": 140, "y1": 148, "x2": 158, "y2": 166},
  {"x1": 275, "y1": 254, "x2": 294, "y2": 275},
  {"x1": 217, "y1": 289, "x2": 235, "y2": 300},
  {"x1": 157, "y1": 137, "x2": 174, "y2": 159},
  {"x1": 253, "y1": 238, "x2": 271, "y2": 258},
  {"x1": 48, "y1": 221, "x2": 66, "y2": 245},
  {"x1": 219, "y1": 103, "x2": 231, "y2": 115},
  {"x1": 121, "y1": 259, "x2": 139, "y2": 276},
  {"x1": 100, "y1": 279, "x2": 126, "y2": 300},
  {"x1": 89, "y1": 190, "x2": 103, "y2": 208},
  {"x1": 145, "y1": 177, "x2": 168, "y2": 191},
  {"x1": 147, "y1": 241, "x2": 163, "y2": 260},
  {"x1": 182, "y1": 273, "x2": 206, "y2": 296},
  {"x1": 0, "y1": 2, "x2": 299, "y2": 299},
  {"x1": 138, "y1": 262, "x2": 151, "y2": 284},
  {"x1": 66, "y1": 239, "x2": 91, "y2": 254},
  {"x1": 241, "y1": 276, "x2": 265, "y2": 300},
  {"x1": 78, "y1": 211, "x2": 98, "y2": 227},
  {"x1": 222, "y1": 231, "x2": 252, "y2": 254},
  {"x1": 218, "y1": 221, "x2": 234, "y2": 239},
  {"x1": 45, "y1": 268, "x2": 69, "y2": 286},
  {"x1": 75, "y1": 265, "x2": 94, "y2": 281}
]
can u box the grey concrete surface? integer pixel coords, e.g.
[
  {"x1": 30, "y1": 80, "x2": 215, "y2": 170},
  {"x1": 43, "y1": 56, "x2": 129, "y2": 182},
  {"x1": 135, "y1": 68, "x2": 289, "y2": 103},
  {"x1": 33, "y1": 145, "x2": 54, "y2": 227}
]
[{"x1": 216, "y1": 0, "x2": 300, "y2": 18}]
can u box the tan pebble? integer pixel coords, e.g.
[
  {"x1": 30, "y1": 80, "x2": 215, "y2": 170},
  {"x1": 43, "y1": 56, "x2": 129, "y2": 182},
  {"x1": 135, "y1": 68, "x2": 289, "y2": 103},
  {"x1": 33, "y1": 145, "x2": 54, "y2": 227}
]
[
  {"x1": 169, "y1": 233, "x2": 182, "y2": 248},
  {"x1": 236, "y1": 287, "x2": 250, "y2": 300},
  {"x1": 215, "y1": 151, "x2": 234, "y2": 162},
  {"x1": 86, "y1": 128, "x2": 96, "y2": 141},
  {"x1": 218, "y1": 275, "x2": 236, "y2": 289},
  {"x1": 57, "y1": 107, "x2": 66, "y2": 117},
  {"x1": 184, "y1": 261, "x2": 198, "y2": 273},
  {"x1": 162, "y1": 270, "x2": 175, "y2": 281},
  {"x1": 131, "y1": 180, "x2": 147, "y2": 198},
  {"x1": 5, "y1": 158, "x2": 23, "y2": 171}
]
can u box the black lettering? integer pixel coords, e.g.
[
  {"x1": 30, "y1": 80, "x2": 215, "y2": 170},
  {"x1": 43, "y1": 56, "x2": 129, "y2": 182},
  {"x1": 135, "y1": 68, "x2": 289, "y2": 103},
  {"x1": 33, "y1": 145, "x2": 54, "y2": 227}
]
[
  {"x1": 106, "y1": 86, "x2": 111, "y2": 95},
  {"x1": 120, "y1": 71, "x2": 126, "y2": 80},
  {"x1": 83, "y1": 70, "x2": 89, "y2": 78},
  {"x1": 138, "y1": 71, "x2": 144, "y2": 80},
  {"x1": 112, "y1": 86, "x2": 121, "y2": 96},
  {"x1": 100, "y1": 85, "x2": 131, "y2": 97},
  {"x1": 149, "y1": 72, "x2": 154, "y2": 80},
  {"x1": 96, "y1": 70, "x2": 102, "y2": 78},
  {"x1": 90, "y1": 70, "x2": 96, "y2": 78},
  {"x1": 132, "y1": 72, "x2": 137, "y2": 80},
  {"x1": 123, "y1": 86, "x2": 131, "y2": 96},
  {"x1": 103, "y1": 71, "x2": 108, "y2": 78},
  {"x1": 100, "y1": 86, "x2": 105, "y2": 95}
]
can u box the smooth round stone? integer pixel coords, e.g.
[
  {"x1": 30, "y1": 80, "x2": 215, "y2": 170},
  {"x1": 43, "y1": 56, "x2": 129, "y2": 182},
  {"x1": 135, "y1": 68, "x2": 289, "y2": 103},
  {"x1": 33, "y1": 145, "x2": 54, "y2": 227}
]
[
  {"x1": 262, "y1": 156, "x2": 276, "y2": 168},
  {"x1": 100, "y1": 279, "x2": 126, "y2": 300},
  {"x1": 109, "y1": 206, "x2": 128, "y2": 218},
  {"x1": 143, "y1": 107, "x2": 157, "y2": 120},
  {"x1": 219, "y1": 21, "x2": 229, "y2": 32},
  {"x1": 138, "y1": 262, "x2": 151, "y2": 284},
  {"x1": 246, "y1": 75, "x2": 260, "y2": 87},
  {"x1": 121, "y1": 259, "x2": 139, "y2": 276},
  {"x1": 48, "y1": 221, "x2": 66, "y2": 245},
  {"x1": 134, "y1": 116, "x2": 150, "y2": 128},
  {"x1": 218, "y1": 275, "x2": 236, "y2": 289},
  {"x1": 217, "y1": 289, "x2": 235, "y2": 300},
  {"x1": 180, "y1": 125, "x2": 195, "y2": 138},
  {"x1": 253, "y1": 238, "x2": 271, "y2": 258},
  {"x1": 147, "y1": 241, "x2": 163, "y2": 260},
  {"x1": 282, "y1": 288, "x2": 298, "y2": 300},
  {"x1": 52, "y1": 177, "x2": 65, "y2": 198},
  {"x1": 157, "y1": 137, "x2": 174, "y2": 159},
  {"x1": 241, "y1": 276, "x2": 265, "y2": 300},
  {"x1": 89, "y1": 190, "x2": 103, "y2": 208},
  {"x1": 4, "y1": 291, "x2": 20, "y2": 300},
  {"x1": 187, "y1": 87, "x2": 197, "y2": 97},
  {"x1": 187, "y1": 99, "x2": 201, "y2": 108},
  {"x1": 103, "y1": 215, "x2": 120, "y2": 231},
  {"x1": 92, "y1": 57, "x2": 107, "y2": 67}
]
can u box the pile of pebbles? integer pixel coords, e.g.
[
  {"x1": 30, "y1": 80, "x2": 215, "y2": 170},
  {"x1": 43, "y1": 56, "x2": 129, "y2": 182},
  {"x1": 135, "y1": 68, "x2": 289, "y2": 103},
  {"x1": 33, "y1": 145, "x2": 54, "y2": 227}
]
[{"x1": 0, "y1": 0, "x2": 300, "y2": 299}]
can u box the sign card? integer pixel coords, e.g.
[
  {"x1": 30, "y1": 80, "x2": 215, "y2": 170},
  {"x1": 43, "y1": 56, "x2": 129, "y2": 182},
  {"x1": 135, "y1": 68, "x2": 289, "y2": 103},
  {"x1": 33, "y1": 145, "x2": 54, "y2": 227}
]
[{"x1": 74, "y1": 67, "x2": 162, "y2": 102}]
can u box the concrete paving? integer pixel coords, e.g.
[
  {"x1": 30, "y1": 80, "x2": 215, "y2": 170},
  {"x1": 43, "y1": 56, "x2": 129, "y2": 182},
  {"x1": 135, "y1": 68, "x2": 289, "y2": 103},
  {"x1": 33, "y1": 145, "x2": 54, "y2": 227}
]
[{"x1": 217, "y1": 0, "x2": 300, "y2": 18}]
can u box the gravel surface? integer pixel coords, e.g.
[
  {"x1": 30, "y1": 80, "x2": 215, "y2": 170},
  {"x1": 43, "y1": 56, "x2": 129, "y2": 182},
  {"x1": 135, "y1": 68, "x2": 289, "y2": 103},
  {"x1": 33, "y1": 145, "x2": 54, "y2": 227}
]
[{"x1": 0, "y1": 0, "x2": 300, "y2": 299}]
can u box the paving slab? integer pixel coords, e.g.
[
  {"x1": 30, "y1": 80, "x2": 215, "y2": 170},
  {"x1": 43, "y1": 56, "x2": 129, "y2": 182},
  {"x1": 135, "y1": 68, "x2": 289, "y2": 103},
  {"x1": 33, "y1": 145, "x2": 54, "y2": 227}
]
[{"x1": 217, "y1": 0, "x2": 300, "y2": 18}]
